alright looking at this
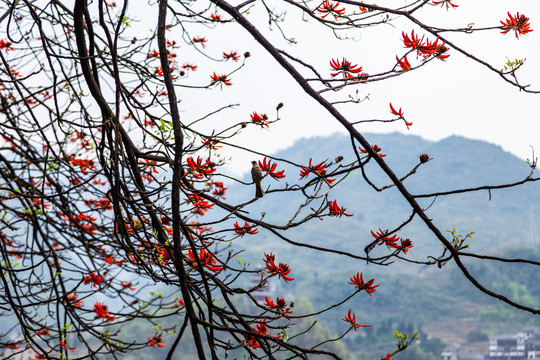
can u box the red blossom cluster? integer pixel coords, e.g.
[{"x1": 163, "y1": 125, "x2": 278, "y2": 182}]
[
  {"x1": 258, "y1": 157, "x2": 285, "y2": 179},
  {"x1": 371, "y1": 228, "x2": 414, "y2": 253},
  {"x1": 211, "y1": 181, "x2": 227, "y2": 199},
  {"x1": 84, "y1": 197, "x2": 112, "y2": 210},
  {"x1": 120, "y1": 281, "x2": 135, "y2": 290},
  {"x1": 93, "y1": 301, "x2": 115, "y2": 322},
  {"x1": 83, "y1": 272, "x2": 104, "y2": 288},
  {"x1": 223, "y1": 51, "x2": 240, "y2": 61},
  {"x1": 299, "y1": 158, "x2": 335, "y2": 183},
  {"x1": 359, "y1": 144, "x2": 387, "y2": 157},
  {"x1": 188, "y1": 248, "x2": 223, "y2": 272},
  {"x1": 148, "y1": 335, "x2": 166, "y2": 347},
  {"x1": 210, "y1": 72, "x2": 232, "y2": 88},
  {"x1": 349, "y1": 272, "x2": 379, "y2": 295},
  {"x1": 246, "y1": 319, "x2": 277, "y2": 349},
  {"x1": 186, "y1": 156, "x2": 216, "y2": 179},
  {"x1": 184, "y1": 193, "x2": 215, "y2": 215},
  {"x1": 402, "y1": 30, "x2": 450, "y2": 59},
  {"x1": 390, "y1": 103, "x2": 412, "y2": 127},
  {"x1": 342, "y1": 309, "x2": 370, "y2": 330},
  {"x1": 66, "y1": 293, "x2": 83, "y2": 307},
  {"x1": 192, "y1": 36, "x2": 207, "y2": 47},
  {"x1": 70, "y1": 157, "x2": 97, "y2": 174},
  {"x1": 202, "y1": 137, "x2": 221, "y2": 150},
  {"x1": 330, "y1": 57, "x2": 363, "y2": 79},
  {"x1": 500, "y1": 12, "x2": 533, "y2": 38},
  {"x1": 59, "y1": 340, "x2": 76, "y2": 350},
  {"x1": 234, "y1": 221, "x2": 259, "y2": 236},
  {"x1": 104, "y1": 254, "x2": 125, "y2": 265},
  {"x1": 396, "y1": 55, "x2": 411, "y2": 71},
  {"x1": 211, "y1": 12, "x2": 225, "y2": 23},
  {"x1": 250, "y1": 112, "x2": 271, "y2": 128},
  {"x1": 0, "y1": 39, "x2": 14, "y2": 51},
  {"x1": 432, "y1": 0, "x2": 458, "y2": 9},
  {"x1": 265, "y1": 296, "x2": 293, "y2": 316},
  {"x1": 140, "y1": 159, "x2": 159, "y2": 183},
  {"x1": 329, "y1": 200, "x2": 353, "y2": 217},
  {"x1": 263, "y1": 253, "x2": 294, "y2": 282},
  {"x1": 60, "y1": 212, "x2": 99, "y2": 235},
  {"x1": 182, "y1": 63, "x2": 197, "y2": 71},
  {"x1": 317, "y1": 1, "x2": 345, "y2": 19},
  {"x1": 155, "y1": 246, "x2": 173, "y2": 265}
]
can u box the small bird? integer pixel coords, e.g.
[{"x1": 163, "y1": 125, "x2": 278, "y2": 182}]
[{"x1": 251, "y1": 160, "x2": 264, "y2": 198}]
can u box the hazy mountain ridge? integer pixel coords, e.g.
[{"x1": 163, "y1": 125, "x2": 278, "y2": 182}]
[{"x1": 226, "y1": 132, "x2": 539, "y2": 358}]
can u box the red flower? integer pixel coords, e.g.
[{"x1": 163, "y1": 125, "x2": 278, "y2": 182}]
[
  {"x1": 265, "y1": 296, "x2": 293, "y2": 316},
  {"x1": 37, "y1": 328, "x2": 50, "y2": 337},
  {"x1": 93, "y1": 301, "x2": 115, "y2": 322},
  {"x1": 385, "y1": 353, "x2": 394, "y2": 360},
  {"x1": 359, "y1": 144, "x2": 387, "y2": 157},
  {"x1": 184, "y1": 193, "x2": 215, "y2": 215},
  {"x1": 259, "y1": 157, "x2": 285, "y2": 179},
  {"x1": 186, "y1": 156, "x2": 216, "y2": 179},
  {"x1": 210, "y1": 72, "x2": 232, "y2": 88},
  {"x1": 246, "y1": 319, "x2": 272, "y2": 348},
  {"x1": 223, "y1": 51, "x2": 240, "y2": 61},
  {"x1": 83, "y1": 272, "x2": 104, "y2": 288},
  {"x1": 349, "y1": 272, "x2": 379, "y2": 295},
  {"x1": 432, "y1": 0, "x2": 458, "y2": 9},
  {"x1": 424, "y1": 36, "x2": 450, "y2": 59},
  {"x1": 317, "y1": 1, "x2": 345, "y2": 18},
  {"x1": 147, "y1": 49, "x2": 160, "y2": 58},
  {"x1": 500, "y1": 12, "x2": 533, "y2": 38},
  {"x1": 192, "y1": 36, "x2": 207, "y2": 47},
  {"x1": 182, "y1": 63, "x2": 197, "y2": 71},
  {"x1": 371, "y1": 228, "x2": 400, "y2": 250},
  {"x1": 389, "y1": 103, "x2": 404, "y2": 118},
  {"x1": 234, "y1": 221, "x2": 259, "y2": 236},
  {"x1": 6, "y1": 341, "x2": 20, "y2": 349},
  {"x1": 329, "y1": 200, "x2": 353, "y2": 217},
  {"x1": 299, "y1": 158, "x2": 335, "y2": 183},
  {"x1": 419, "y1": 153, "x2": 429, "y2": 163},
  {"x1": 155, "y1": 246, "x2": 172, "y2": 265},
  {"x1": 188, "y1": 248, "x2": 223, "y2": 272},
  {"x1": 148, "y1": 335, "x2": 166, "y2": 347},
  {"x1": 66, "y1": 293, "x2": 83, "y2": 307},
  {"x1": 104, "y1": 254, "x2": 124, "y2": 264},
  {"x1": 396, "y1": 55, "x2": 411, "y2": 71},
  {"x1": 121, "y1": 281, "x2": 136, "y2": 290},
  {"x1": 400, "y1": 238, "x2": 414, "y2": 254},
  {"x1": 211, "y1": 181, "x2": 227, "y2": 199},
  {"x1": 70, "y1": 157, "x2": 97, "y2": 174},
  {"x1": 263, "y1": 253, "x2": 294, "y2": 282},
  {"x1": 211, "y1": 12, "x2": 225, "y2": 23},
  {"x1": 330, "y1": 58, "x2": 363, "y2": 79},
  {"x1": 59, "y1": 340, "x2": 77, "y2": 350},
  {"x1": 402, "y1": 30, "x2": 445, "y2": 58},
  {"x1": 402, "y1": 30, "x2": 422, "y2": 50},
  {"x1": 0, "y1": 39, "x2": 13, "y2": 51},
  {"x1": 342, "y1": 309, "x2": 370, "y2": 330},
  {"x1": 202, "y1": 137, "x2": 221, "y2": 150},
  {"x1": 250, "y1": 112, "x2": 270, "y2": 128}
]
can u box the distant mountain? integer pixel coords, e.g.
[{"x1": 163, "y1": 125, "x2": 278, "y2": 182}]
[
  {"x1": 230, "y1": 132, "x2": 539, "y2": 255},
  {"x1": 223, "y1": 132, "x2": 540, "y2": 358}
]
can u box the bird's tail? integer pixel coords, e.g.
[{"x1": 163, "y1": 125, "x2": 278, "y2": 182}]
[{"x1": 255, "y1": 183, "x2": 264, "y2": 198}]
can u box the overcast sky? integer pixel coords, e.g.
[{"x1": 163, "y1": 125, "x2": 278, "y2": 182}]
[{"x1": 132, "y1": 0, "x2": 540, "y2": 175}]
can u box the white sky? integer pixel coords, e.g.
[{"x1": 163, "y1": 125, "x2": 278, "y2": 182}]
[{"x1": 131, "y1": 0, "x2": 540, "y2": 175}]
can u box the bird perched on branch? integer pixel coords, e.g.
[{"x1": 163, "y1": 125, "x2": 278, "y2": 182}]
[{"x1": 251, "y1": 160, "x2": 264, "y2": 198}]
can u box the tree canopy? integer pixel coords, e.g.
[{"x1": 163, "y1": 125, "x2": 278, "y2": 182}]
[{"x1": 0, "y1": 0, "x2": 538, "y2": 359}]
